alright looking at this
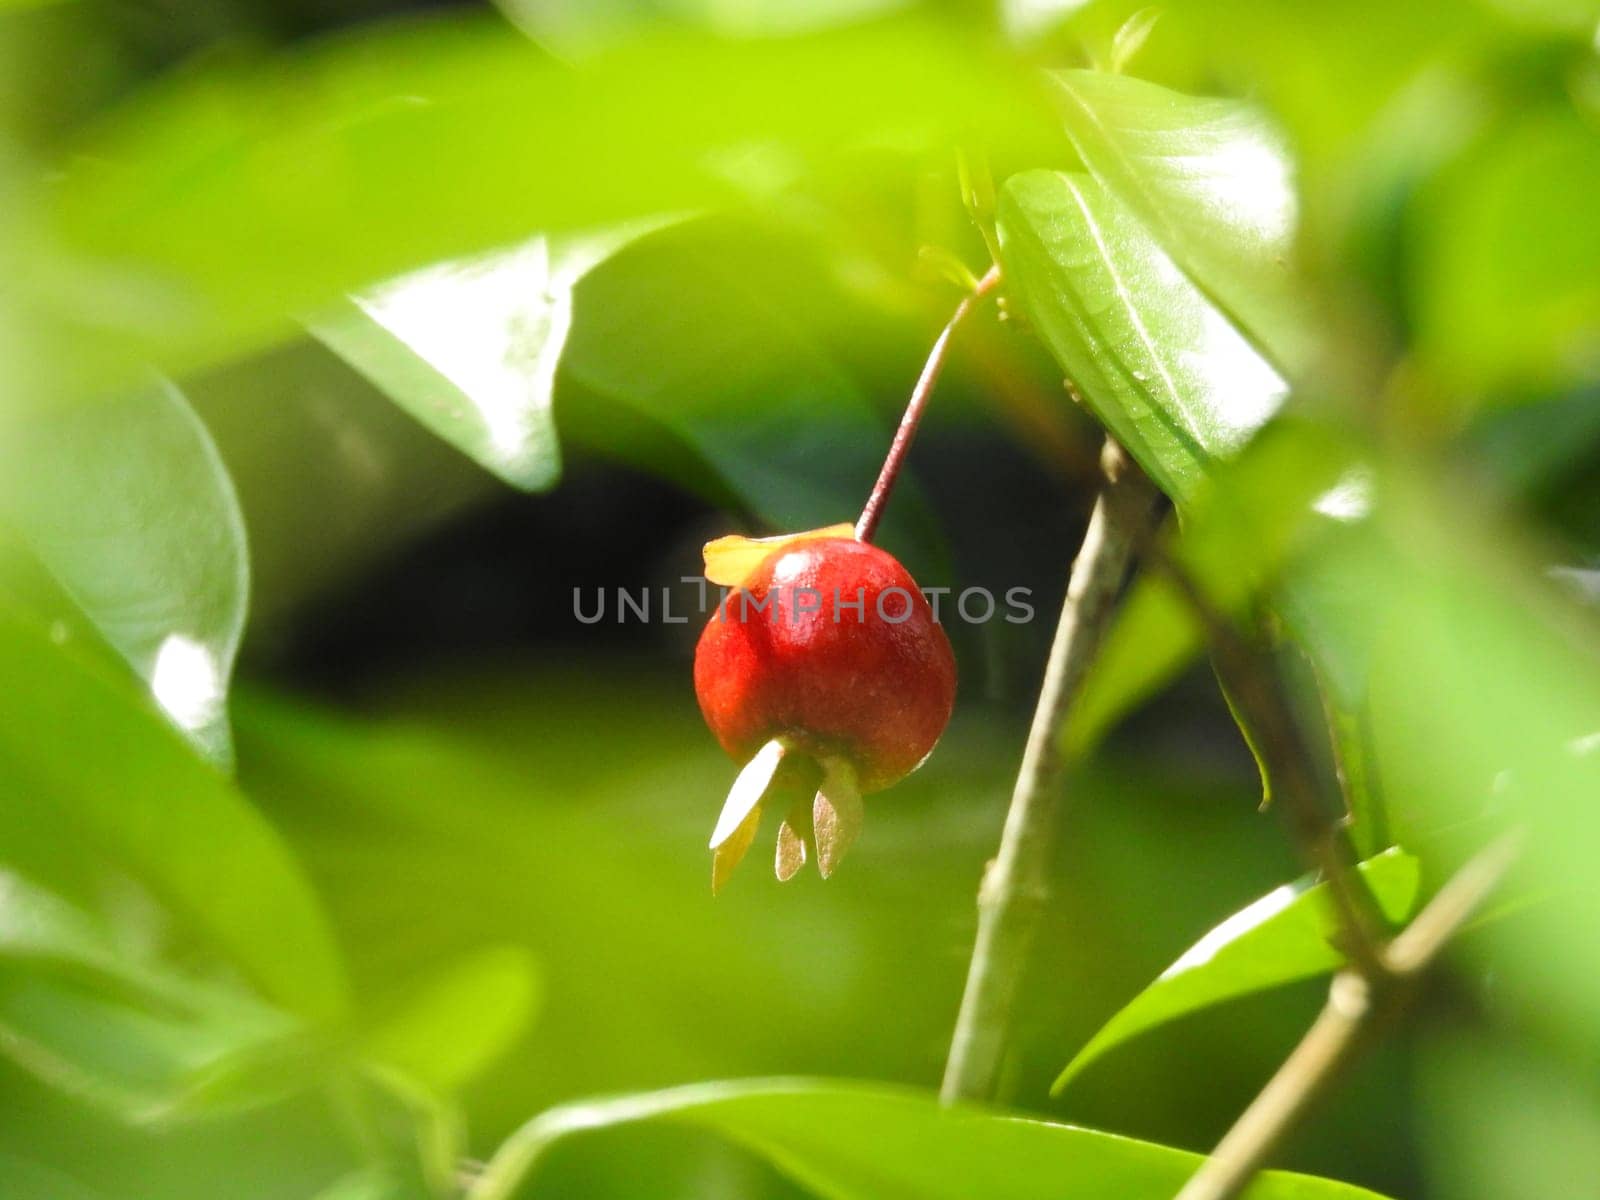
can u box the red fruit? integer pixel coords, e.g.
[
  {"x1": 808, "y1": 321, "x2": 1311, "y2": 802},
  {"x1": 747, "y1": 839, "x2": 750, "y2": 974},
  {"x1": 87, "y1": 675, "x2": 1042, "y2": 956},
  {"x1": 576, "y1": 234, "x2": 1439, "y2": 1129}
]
[{"x1": 694, "y1": 529, "x2": 956, "y2": 888}]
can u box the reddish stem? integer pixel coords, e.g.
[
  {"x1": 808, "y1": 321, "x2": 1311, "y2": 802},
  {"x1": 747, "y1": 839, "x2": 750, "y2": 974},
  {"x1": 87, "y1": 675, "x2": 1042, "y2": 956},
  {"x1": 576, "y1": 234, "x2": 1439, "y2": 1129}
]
[{"x1": 854, "y1": 266, "x2": 1001, "y2": 542}]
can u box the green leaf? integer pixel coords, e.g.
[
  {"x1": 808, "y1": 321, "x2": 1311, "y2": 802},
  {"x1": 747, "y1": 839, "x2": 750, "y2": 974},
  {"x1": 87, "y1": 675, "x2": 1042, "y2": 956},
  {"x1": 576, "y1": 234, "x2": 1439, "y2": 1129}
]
[
  {"x1": 1046, "y1": 69, "x2": 1312, "y2": 375},
  {"x1": 37, "y1": 15, "x2": 1051, "y2": 401},
  {"x1": 1053, "y1": 848, "x2": 1419, "y2": 1093},
  {"x1": 1064, "y1": 420, "x2": 1360, "y2": 759},
  {"x1": 0, "y1": 967, "x2": 287, "y2": 1122},
  {"x1": 470, "y1": 1079, "x2": 1392, "y2": 1200},
  {"x1": 1273, "y1": 529, "x2": 1393, "y2": 857},
  {"x1": 559, "y1": 224, "x2": 946, "y2": 572},
  {"x1": 0, "y1": 600, "x2": 346, "y2": 1020},
  {"x1": 0, "y1": 867, "x2": 301, "y2": 1123},
  {"x1": 310, "y1": 1169, "x2": 406, "y2": 1200},
  {"x1": 1356, "y1": 471, "x2": 1600, "y2": 1042},
  {"x1": 0, "y1": 381, "x2": 247, "y2": 766},
  {"x1": 310, "y1": 221, "x2": 672, "y2": 491},
  {"x1": 360, "y1": 946, "x2": 539, "y2": 1094},
  {"x1": 1109, "y1": 8, "x2": 1163, "y2": 74},
  {"x1": 1412, "y1": 109, "x2": 1600, "y2": 398},
  {"x1": 997, "y1": 170, "x2": 1287, "y2": 506},
  {"x1": 0, "y1": 1155, "x2": 109, "y2": 1200}
]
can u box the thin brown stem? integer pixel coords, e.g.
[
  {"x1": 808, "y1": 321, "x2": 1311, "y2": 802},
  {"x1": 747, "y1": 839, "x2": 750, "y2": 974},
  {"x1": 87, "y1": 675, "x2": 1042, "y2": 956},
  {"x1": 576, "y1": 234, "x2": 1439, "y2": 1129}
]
[
  {"x1": 1175, "y1": 832, "x2": 1521, "y2": 1200},
  {"x1": 855, "y1": 266, "x2": 1001, "y2": 543},
  {"x1": 941, "y1": 439, "x2": 1162, "y2": 1104}
]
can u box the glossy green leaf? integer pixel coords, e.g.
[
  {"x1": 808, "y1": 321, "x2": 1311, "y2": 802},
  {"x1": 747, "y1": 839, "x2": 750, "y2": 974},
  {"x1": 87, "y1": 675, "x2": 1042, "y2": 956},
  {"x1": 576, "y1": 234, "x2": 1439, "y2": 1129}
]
[
  {"x1": 470, "y1": 1079, "x2": 1391, "y2": 1200},
  {"x1": 0, "y1": 381, "x2": 247, "y2": 766},
  {"x1": 310, "y1": 222, "x2": 670, "y2": 491},
  {"x1": 0, "y1": 600, "x2": 346, "y2": 1020},
  {"x1": 997, "y1": 170, "x2": 1287, "y2": 506},
  {"x1": 1046, "y1": 69, "x2": 1313, "y2": 375},
  {"x1": 36, "y1": 15, "x2": 1051, "y2": 401},
  {"x1": 360, "y1": 946, "x2": 539, "y2": 1094},
  {"x1": 1054, "y1": 848, "x2": 1419, "y2": 1093}
]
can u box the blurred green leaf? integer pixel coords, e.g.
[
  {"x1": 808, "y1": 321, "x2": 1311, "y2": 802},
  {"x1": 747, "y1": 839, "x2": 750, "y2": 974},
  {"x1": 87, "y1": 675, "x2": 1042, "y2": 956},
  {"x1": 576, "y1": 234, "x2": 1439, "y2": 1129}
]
[
  {"x1": 1357, "y1": 470, "x2": 1600, "y2": 1044},
  {"x1": 560, "y1": 224, "x2": 946, "y2": 572},
  {"x1": 233, "y1": 664, "x2": 1408, "y2": 1190},
  {"x1": 0, "y1": 867, "x2": 140, "y2": 986},
  {"x1": 0, "y1": 966, "x2": 287, "y2": 1122},
  {"x1": 360, "y1": 946, "x2": 539, "y2": 1095},
  {"x1": 310, "y1": 1168, "x2": 407, "y2": 1200},
  {"x1": 1157, "y1": 0, "x2": 1493, "y2": 179},
  {"x1": 0, "y1": 866, "x2": 300, "y2": 1123},
  {"x1": 1046, "y1": 69, "x2": 1312, "y2": 375},
  {"x1": 1064, "y1": 420, "x2": 1359, "y2": 759},
  {"x1": 187, "y1": 340, "x2": 496, "y2": 631},
  {"x1": 1109, "y1": 9, "x2": 1163, "y2": 74},
  {"x1": 1059, "y1": 415, "x2": 1386, "y2": 844},
  {"x1": 0, "y1": 601, "x2": 346, "y2": 1020},
  {"x1": 1273, "y1": 525, "x2": 1392, "y2": 856},
  {"x1": 0, "y1": 1154, "x2": 108, "y2": 1200},
  {"x1": 1053, "y1": 848, "x2": 1419, "y2": 1093},
  {"x1": 37, "y1": 14, "x2": 1051, "y2": 400},
  {"x1": 0, "y1": 380, "x2": 246, "y2": 766},
  {"x1": 310, "y1": 222, "x2": 672, "y2": 492},
  {"x1": 997, "y1": 170, "x2": 1287, "y2": 505},
  {"x1": 1413, "y1": 110, "x2": 1600, "y2": 399},
  {"x1": 470, "y1": 1079, "x2": 1392, "y2": 1200},
  {"x1": 497, "y1": 0, "x2": 915, "y2": 50},
  {"x1": 1419, "y1": 1033, "x2": 1600, "y2": 1200}
]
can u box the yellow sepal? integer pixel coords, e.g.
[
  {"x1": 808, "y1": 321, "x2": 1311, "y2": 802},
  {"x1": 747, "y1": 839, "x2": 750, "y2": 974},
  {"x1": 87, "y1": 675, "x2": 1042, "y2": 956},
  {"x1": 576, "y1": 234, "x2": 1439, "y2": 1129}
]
[{"x1": 701, "y1": 523, "x2": 855, "y2": 588}]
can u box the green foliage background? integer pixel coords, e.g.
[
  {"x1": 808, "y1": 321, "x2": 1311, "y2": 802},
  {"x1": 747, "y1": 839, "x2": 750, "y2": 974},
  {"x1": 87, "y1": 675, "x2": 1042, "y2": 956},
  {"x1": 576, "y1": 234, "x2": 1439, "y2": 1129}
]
[{"x1": 1, "y1": 0, "x2": 1598, "y2": 1197}]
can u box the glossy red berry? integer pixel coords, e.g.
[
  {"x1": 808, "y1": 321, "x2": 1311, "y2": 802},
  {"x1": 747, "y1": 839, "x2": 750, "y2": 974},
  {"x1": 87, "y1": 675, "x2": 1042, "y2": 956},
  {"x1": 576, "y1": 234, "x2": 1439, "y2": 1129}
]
[
  {"x1": 693, "y1": 527, "x2": 956, "y2": 888},
  {"x1": 696, "y1": 536, "x2": 955, "y2": 789}
]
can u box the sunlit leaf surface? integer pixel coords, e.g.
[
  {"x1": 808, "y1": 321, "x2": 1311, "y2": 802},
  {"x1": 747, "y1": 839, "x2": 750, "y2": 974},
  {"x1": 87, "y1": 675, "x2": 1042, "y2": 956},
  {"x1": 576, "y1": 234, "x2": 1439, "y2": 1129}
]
[
  {"x1": 1054, "y1": 849, "x2": 1419, "y2": 1092},
  {"x1": 470, "y1": 1079, "x2": 1393, "y2": 1200},
  {"x1": 997, "y1": 170, "x2": 1287, "y2": 504},
  {"x1": 38, "y1": 15, "x2": 1051, "y2": 400},
  {"x1": 0, "y1": 381, "x2": 247, "y2": 765},
  {"x1": 311, "y1": 221, "x2": 672, "y2": 490},
  {"x1": 1046, "y1": 69, "x2": 1312, "y2": 374}
]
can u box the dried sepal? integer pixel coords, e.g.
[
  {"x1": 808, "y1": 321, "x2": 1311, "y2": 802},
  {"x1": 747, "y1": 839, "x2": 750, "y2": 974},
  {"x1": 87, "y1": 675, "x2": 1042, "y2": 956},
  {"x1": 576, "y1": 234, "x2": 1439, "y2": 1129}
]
[
  {"x1": 774, "y1": 818, "x2": 808, "y2": 882},
  {"x1": 812, "y1": 758, "x2": 863, "y2": 879}
]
